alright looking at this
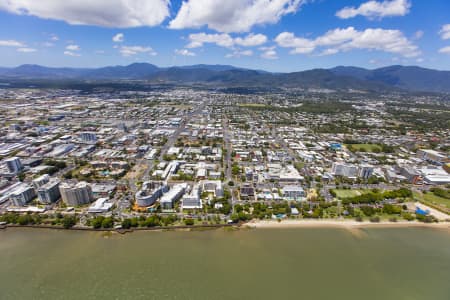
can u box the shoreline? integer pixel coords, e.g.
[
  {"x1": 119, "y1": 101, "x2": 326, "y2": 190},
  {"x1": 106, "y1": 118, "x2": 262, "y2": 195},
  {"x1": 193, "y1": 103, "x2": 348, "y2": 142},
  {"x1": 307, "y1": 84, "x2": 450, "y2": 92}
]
[
  {"x1": 2, "y1": 220, "x2": 449, "y2": 234},
  {"x1": 243, "y1": 219, "x2": 450, "y2": 230}
]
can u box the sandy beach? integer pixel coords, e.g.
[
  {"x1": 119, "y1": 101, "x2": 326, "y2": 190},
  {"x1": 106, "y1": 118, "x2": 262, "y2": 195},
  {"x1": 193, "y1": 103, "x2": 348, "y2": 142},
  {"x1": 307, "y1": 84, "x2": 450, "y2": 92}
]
[{"x1": 244, "y1": 219, "x2": 450, "y2": 230}]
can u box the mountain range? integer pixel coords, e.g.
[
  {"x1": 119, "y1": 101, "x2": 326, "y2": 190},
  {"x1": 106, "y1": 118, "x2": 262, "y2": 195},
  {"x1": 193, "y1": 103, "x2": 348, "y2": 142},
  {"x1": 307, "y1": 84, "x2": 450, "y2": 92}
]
[{"x1": 0, "y1": 63, "x2": 449, "y2": 93}]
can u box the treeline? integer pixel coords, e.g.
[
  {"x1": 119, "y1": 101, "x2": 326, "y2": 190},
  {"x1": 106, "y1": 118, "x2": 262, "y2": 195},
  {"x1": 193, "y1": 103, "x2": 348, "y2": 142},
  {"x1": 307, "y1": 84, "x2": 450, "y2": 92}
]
[
  {"x1": 341, "y1": 188, "x2": 412, "y2": 205},
  {"x1": 0, "y1": 213, "x2": 77, "y2": 229}
]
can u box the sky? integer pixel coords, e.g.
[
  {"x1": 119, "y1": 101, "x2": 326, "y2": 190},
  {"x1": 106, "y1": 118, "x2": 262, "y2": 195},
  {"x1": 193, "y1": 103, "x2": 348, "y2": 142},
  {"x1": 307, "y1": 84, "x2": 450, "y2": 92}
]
[{"x1": 0, "y1": 0, "x2": 449, "y2": 72}]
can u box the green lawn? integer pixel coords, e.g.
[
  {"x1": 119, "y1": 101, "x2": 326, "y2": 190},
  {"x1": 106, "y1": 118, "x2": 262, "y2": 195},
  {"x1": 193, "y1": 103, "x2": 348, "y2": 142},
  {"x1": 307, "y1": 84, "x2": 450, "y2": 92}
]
[
  {"x1": 345, "y1": 144, "x2": 382, "y2": 152},
  {"x1": 413, "y1": 191, "x2": 450, "y2": 212},
  {"x1": 332, "y1": 189, "x2": 370, "y2": 199}
]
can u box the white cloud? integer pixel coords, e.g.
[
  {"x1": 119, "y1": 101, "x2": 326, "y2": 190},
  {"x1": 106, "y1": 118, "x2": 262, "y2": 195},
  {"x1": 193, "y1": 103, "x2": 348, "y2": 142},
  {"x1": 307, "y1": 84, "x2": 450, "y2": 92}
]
[
  {"x1": 0, "y1": 39, "x2": 24, "y2": 47},
  {"x1": 175, "y1": 49, "x2": 196, "y2": 56},
  {"x1": 414, "y1": 30, "x2": 424, "y2": 40},
  {"x1": 439, "y1": 46, "x2": 450, "y2": 54},
  {"x1": 17, "y1": 47, "x2": 37, "y2": 53},
  {"x1": 170, "y1": 0, "x2": 306, "y2": 33},
  {"x1": 187, "y1": 32, "x2": 267, "y2": 49},
  {"x1": 120, "y1": 45, "x2": 157, "y2": 57},
  {"x1": 112, "y1": 33, "x2": 124, "y2": 43},
  {"x1": 275, "y1": 27, "x2": 420, "y2": 57},
  {"x1": 0, "y1": 0, "x2": 170, "y2": 28},
  {"x1": 234, "y1": 33, "x2": 267, "y2": 47},
  {"x1": 274, "y1": 32, "x2": 315, "y2": 54},
  {"x1": 318, "y1": 48, "x2": 339, "y2": 56},
  {"x1": 416, "y1": 58, "x2": 424, "y2": 63},
  {"x1": 439, "y1": 24, "x2": 450, "y2": 40},
  {"x1": 64, "y1": 50, "x2": 81, "y2": 57},
  {"x1": 66, "y1": 44, "x2": 80, "y2": 51},
  {"x1": 187, "y1": 33, "x2": 235, "y2": 48},
  {"x1": 336, "y1": 0, "x2": 410, "y2": 19},
  {"x1": 50, "y1": 34, "x2": 59, "y2": 41},
  {"x1": 225, "y1": 49, "x2": 253, "y2": 58},
  {"x1": 43, "y1": 42, "x2": 54, "y2": 47},
  {"x1": 259, "y1": 46, "x2": 278, "y2": 59}
]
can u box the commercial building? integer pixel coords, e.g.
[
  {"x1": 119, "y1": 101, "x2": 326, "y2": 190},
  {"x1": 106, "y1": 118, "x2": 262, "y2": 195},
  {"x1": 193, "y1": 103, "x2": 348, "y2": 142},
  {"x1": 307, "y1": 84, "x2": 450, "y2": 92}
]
[
  {"x1": 37, "y1": 179, "x2": 61, "y2": 204},
  {"x1": 32, "y1": 174, "x2": 50, "y2": 190},
  {"x1": 59, "y1": 181, "x2": 94, "y2": 206},
  {"x1": 135, "y1": 181, "x2": 168, "y2": 207},
  {"x1": 78, "y1": 132, "x2": 97, "y2": 143},
  {"x1": 331, "y1": 162, "x2": 358, "y2": 178},
  {"x1": 181, "y1": 184, "x2": 202, "y2": 210},
  {"x1": 10, "y1": 184, "x2": 36, "y2": 206},
  {"x1": 160, "y1": 183, "x2": 187, "y2": 210},
  {"x1": 88, "y1": 198, "x2": 114, "y2": 213},
  {"x1": 358, "y1": 164, "x2": 374, "y2": 179},
  {"x1": 200, "y1": 180, "x2": 224, "y2": 198},
  {"x1": 5, "y1": 157, "x2": 22, "y2": 174},
  {"x1": 282, "y1": 185, "x2": 305, "y2": 201},
  {"x1": 417, "y1": 149, "x2": 449, "y2": 165}
]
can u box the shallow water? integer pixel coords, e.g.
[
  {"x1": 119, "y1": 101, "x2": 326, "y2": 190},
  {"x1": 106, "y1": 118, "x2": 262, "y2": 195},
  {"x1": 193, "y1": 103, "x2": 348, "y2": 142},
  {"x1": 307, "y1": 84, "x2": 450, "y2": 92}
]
[{"x1": 0, "y1": 227, "x2": 449, "y2": 300}]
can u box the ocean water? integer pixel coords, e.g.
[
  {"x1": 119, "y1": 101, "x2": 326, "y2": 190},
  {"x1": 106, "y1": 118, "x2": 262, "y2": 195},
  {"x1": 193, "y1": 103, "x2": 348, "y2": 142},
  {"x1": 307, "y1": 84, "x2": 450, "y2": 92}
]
[{"x1": 0, "y1": 227, "x2": 449, "y2": 300}]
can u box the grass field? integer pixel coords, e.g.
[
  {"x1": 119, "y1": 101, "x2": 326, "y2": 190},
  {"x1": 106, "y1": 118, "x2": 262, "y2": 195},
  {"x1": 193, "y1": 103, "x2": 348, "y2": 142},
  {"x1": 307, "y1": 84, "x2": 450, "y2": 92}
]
[
  {"x1": 345, "y1": 144, "x2": 382, "y2": 152},
  {"x1": 332, "y1": 189, "x2": 371, "y2": 198},
  {"x1": 413, "y1": 191, "x2": 450, "y2": 212},
  {"x1": 237, "y1": 103, "x2": 268, "y2": 108}
]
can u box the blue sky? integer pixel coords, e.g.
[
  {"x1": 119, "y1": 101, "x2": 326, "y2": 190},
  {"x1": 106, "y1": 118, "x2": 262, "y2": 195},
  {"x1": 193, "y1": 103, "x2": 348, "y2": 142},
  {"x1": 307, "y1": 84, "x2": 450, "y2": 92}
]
[{"x1": 0, "y1": 0, "x2": 449, "y2": 72}]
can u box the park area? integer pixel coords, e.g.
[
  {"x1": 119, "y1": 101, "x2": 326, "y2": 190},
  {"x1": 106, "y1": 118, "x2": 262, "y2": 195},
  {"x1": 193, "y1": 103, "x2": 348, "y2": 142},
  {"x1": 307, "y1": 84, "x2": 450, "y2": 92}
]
[
  {"x1": 332, "y1": 189, "x2": 371, "y2": 199},
  {"x1": 413, "y1": 190, "x2": 450, "y2": 213},
  {"x1": 344, "y1": 143, "x2": 382, "y2": 152}
]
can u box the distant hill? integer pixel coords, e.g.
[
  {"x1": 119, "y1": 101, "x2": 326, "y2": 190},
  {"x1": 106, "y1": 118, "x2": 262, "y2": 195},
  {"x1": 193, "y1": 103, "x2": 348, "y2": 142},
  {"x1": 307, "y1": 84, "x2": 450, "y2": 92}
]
[
  {"x1": 331, "y1": 65, "x2": 450, "y2": 93},
  {"x1": 0, "y1": 63, "x2": 449, "y2": 93}
]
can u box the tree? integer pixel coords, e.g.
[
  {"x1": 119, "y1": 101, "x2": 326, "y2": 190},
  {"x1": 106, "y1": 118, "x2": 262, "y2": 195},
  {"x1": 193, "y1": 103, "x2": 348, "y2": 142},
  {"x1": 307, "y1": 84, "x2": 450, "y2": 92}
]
[
  {"x1": 101, "y1": 217, "x2": 114, "y2": 228},
  {"x1": 91, "y1": 216, "x2": 104, "y2": 229},
  {"x1": 184, "y1": 218, "x2": 194, "y2": 226},
  {"x1": 62, "y1": 215, "x2": 76, "y2": 229},
  {"x1": 121, "y1": 218, "x2": 132, "y2": 229},
  {"x1": 230, "y1": 214, "x2": 240, "y2": 223}
]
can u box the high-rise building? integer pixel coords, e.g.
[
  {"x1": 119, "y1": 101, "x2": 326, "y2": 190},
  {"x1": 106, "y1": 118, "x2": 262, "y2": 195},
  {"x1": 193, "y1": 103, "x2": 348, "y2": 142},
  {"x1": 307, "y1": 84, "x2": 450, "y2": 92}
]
[
  {"x1": 5, "y1": 157, "x2": 22, "y2": 174},
  {"x1": 135, "y1": 181, "x2": 168, "y2": 207},
  {"x1": 59, "y1": 181, "x2": 94, "y2": 206},
  {"x1": 10, "y1": 185, "x2": 36, "y2": 206},
  {"x1": 37, "y1": 179, "x2": 61, "y2": 204},
  {"x1": 32, "y1": 174, "x2": 50, "y2": 190}
]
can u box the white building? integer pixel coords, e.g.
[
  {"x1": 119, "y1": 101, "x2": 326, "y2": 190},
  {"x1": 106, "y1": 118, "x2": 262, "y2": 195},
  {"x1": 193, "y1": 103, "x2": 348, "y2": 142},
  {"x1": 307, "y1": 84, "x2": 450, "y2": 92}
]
[
  {"x1": 10, "y1": 184, "x2": 36, "y2": 206},
  {"x1": 5, "y1": 157, "x2": 22, "y2": 174},
  {"x1": 59, "y1": 181, "x2": 94, "y2": 206},
  {"x1": 182, "y1": 184, "x2": 202, "y2": 210},
  {"x1": 37, "y1": 179, "x2": 61, "y2": 204},
  {"x1": 160, "y1": 183, "x2": 187, "y2": 210},
  {"x1": 88, "y1": 198, "x2": 114, "y2": 213}
]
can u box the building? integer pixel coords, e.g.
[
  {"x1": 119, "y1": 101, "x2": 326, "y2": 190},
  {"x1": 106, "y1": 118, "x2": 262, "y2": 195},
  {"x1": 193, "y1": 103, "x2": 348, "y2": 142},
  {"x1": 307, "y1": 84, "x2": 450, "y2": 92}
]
[
  {"x1": 88, "y1": 198, "x2": 114, "y2": 213},
  {"x1": 135, "y1": 181, "x2": 168, "y2": 207},
  {"x1": 399, "y1": 166, "x2": 421, "y2": 184},
  {"x1": 59, "y1": 181, "x2": 94, "y2": 206},
  {"x1": 201, "y1": 180, "x2": 224, "y2": 198},
  {"x1": 10, "y1": 185, "x2": 36, "y2": 206},
  {"x1": 182, "y1": 184, "x2": 202, "y2": 210},
  {"x1": 160, "y1": 183, "x2": 187, "y2": 210},
  {"x1": 358, "y1": 165, "x2": 374, "y2": 179},
  {"x1": 5, "y1": 157, "x2": 22, "y2": 174},
  {"x1": 32, "y1": 174, "x2": 50, "y2": 190},
  {"x1": 417, "y1": 149, "x2": 449, "y2": 165},
  {"x1": 282, "y1": 185, "x2": 305, "y2": 201},
  {"x1": 78, "y1": 132, "x2": 97, "y2": 143},
  {"x1": 37, "y1": 179, "x2": 61, "y2": 204},
  {"x1": 331, "y1": 162, "x2": 358, "y2": 178}
]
